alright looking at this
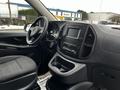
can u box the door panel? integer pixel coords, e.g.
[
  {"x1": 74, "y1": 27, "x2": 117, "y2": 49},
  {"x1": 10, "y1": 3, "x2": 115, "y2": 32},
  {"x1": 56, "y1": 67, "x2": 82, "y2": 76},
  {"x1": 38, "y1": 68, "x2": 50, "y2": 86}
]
[
  {"x1": 0, "y1": 31, "x2": 42, "y2": 69},
  {"x1": 0, "y1": 31, "x2": 35, "y2": 57}
]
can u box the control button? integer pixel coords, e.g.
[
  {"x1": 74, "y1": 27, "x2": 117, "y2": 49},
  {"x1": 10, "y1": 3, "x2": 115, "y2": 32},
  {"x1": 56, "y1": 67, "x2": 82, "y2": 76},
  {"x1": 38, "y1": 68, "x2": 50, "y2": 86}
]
[
  {"x1": 71, "y1": 50, "x2": 76, "y2": 54},
  {"x1": 63, "y1": 46, "x2": 76, "y2": 54}
]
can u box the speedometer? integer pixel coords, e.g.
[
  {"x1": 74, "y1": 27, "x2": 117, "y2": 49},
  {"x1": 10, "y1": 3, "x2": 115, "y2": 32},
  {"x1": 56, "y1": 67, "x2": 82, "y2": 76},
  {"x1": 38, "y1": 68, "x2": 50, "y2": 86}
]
[{"x1": 47, "y1": 23, "x2": 59, "y2": 41}]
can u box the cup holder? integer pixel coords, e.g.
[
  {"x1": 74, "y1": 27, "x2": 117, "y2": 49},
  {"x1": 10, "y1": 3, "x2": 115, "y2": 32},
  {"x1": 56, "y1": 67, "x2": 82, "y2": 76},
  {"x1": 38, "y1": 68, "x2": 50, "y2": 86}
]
[
  {"x1": 49, "y1": 53, "x2": 87, "y2": 85},
  {"x1": 51, "y1": 56, "x2": 75, "y2": 73}
]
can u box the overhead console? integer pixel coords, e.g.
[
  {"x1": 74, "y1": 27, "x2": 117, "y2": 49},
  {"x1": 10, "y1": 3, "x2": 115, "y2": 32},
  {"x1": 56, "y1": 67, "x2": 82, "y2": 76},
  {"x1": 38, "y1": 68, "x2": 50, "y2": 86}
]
[{"x1": 58, "y1": 22, "x2": 96, "y2": 60}]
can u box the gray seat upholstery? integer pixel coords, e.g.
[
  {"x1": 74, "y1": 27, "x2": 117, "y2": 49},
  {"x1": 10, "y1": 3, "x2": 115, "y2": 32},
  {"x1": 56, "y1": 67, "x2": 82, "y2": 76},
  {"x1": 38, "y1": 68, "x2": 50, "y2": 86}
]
[{"x1": 0, "y1": 55, "x2": 37, "y2": 90}]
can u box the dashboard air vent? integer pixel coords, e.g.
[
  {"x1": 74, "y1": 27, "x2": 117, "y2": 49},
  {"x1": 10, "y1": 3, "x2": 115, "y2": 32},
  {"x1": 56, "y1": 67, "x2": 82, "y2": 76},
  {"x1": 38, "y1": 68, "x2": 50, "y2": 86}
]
[{"x1": 80, "y1": 27, "x2": 95, "y2": 58}]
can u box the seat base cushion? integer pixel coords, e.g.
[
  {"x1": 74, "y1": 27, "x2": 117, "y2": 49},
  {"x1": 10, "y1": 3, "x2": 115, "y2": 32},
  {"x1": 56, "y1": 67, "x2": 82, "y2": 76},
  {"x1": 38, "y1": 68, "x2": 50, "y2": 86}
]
[{"x1": 0, "y1": 55, "x2": 37, "y2": 90}]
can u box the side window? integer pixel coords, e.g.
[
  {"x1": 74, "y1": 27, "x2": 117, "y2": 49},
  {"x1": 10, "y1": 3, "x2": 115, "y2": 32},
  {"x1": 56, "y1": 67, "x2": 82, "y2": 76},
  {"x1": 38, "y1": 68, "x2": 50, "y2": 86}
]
[{"x1": 0, "y1": 0, "x2": 38, "y2": 31}]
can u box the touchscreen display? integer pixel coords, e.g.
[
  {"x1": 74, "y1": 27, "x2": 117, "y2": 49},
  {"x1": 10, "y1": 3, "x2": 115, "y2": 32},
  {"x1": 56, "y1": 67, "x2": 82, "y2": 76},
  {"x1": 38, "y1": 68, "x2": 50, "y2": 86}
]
[{"x1": 67, "y1": 28, "x2": 80, "y2": 39}]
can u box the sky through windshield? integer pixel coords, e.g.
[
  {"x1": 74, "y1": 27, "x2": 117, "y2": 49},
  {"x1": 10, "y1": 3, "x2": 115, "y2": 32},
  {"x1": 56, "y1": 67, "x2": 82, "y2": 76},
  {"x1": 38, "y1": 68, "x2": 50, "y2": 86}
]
[{"x1": 0, "y1": 0, "x2": 120, "y2": 13}]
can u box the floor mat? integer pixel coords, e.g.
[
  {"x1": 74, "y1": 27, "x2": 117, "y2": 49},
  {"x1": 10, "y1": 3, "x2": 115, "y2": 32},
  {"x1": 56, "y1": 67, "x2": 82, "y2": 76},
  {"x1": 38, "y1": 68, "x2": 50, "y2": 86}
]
[{"x1": 37, "y1": 72, "x2": 52, "y2": 90}]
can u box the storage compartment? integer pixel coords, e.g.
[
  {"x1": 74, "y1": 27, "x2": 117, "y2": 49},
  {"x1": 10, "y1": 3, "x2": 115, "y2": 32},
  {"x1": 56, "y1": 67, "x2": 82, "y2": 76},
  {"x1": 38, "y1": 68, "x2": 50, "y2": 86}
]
[
  {"x1": 51, "y1": 56, "x2": 75, "y2": 73},
  {"x1": 49, "y1": 53, "x2": 88, "y2": 85}
]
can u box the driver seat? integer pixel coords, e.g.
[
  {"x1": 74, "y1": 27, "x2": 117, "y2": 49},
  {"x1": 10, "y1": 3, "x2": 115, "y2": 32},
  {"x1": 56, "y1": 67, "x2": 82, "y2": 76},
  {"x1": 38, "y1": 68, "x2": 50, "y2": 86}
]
[{"x1": 0, "y1": 55, "x2": 37, "y2": 90}]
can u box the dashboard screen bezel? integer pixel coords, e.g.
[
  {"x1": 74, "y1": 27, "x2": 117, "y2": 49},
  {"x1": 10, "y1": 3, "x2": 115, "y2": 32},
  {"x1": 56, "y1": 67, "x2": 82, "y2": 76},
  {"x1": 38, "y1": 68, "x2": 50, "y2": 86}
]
[{"x1": 66, "y1": 28, "x2": 81, "y2": 39}]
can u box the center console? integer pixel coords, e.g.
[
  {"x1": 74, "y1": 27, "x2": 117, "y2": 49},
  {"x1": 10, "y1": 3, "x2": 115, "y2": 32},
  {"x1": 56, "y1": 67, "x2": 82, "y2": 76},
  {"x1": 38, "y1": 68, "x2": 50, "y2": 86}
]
[
  {"x1": 48, "y1": 22, "x2": 95, "y2": 87},
  {"x1": 58, "y1": 22, "x2": 95, "y2": 60},
  {"x1": 59, "y1": 23, "x2": 87, "y2": 58},
  {"x1": 48, "y1": 53, "x2": 87, "y2": 85}
]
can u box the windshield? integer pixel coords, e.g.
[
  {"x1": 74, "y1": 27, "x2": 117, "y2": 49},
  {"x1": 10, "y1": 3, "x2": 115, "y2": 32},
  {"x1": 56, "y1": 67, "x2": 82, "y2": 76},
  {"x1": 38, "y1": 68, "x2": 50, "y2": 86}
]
[
  {"x1": 41, "y1": 0, "x2": 120, "y2": 25},
  {"x1": 0, "y1": 0, "x2": 120, "y2": 31}
]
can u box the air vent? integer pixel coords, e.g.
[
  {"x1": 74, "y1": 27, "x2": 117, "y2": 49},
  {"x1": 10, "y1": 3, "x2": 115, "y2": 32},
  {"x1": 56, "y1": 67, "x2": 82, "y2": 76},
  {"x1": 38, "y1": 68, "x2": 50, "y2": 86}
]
[{"x1": 80, "y1": 27, "x2": 95, "y2": 58}]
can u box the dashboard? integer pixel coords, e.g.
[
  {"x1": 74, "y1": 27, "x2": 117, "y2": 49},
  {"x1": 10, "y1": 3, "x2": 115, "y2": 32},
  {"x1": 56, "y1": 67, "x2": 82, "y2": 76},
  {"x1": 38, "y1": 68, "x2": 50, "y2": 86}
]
[
  {"x1": 47, "y1": 21, "x2": 95, "y2": 62},
  {"x1": 47, "y1": 21, "x2": 120, "y2": 90},
  {"x1": 47, "y1": 21, "x2": 120, "y2": 69}
]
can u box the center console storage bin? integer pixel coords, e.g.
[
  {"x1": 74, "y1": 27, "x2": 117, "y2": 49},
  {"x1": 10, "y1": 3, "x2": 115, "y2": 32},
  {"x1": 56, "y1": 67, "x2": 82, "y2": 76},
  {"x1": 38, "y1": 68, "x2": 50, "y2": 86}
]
[{"x1": 49, "y1": 53, "x2": 88, "y2": 85}]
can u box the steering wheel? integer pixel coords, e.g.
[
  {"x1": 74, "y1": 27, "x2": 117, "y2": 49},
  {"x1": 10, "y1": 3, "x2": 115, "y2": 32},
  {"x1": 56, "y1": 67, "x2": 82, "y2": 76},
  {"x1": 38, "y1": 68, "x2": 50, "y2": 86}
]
[{"x1": 26, "y1": 16, "x2": 48, "y2": 45}]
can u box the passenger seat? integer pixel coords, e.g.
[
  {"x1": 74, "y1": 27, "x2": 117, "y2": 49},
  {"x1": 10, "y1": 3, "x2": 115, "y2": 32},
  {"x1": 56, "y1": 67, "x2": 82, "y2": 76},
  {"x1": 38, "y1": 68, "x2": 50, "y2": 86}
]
[{"x1": 0, "y1": 55, "x2": 37, "y2": 90}]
